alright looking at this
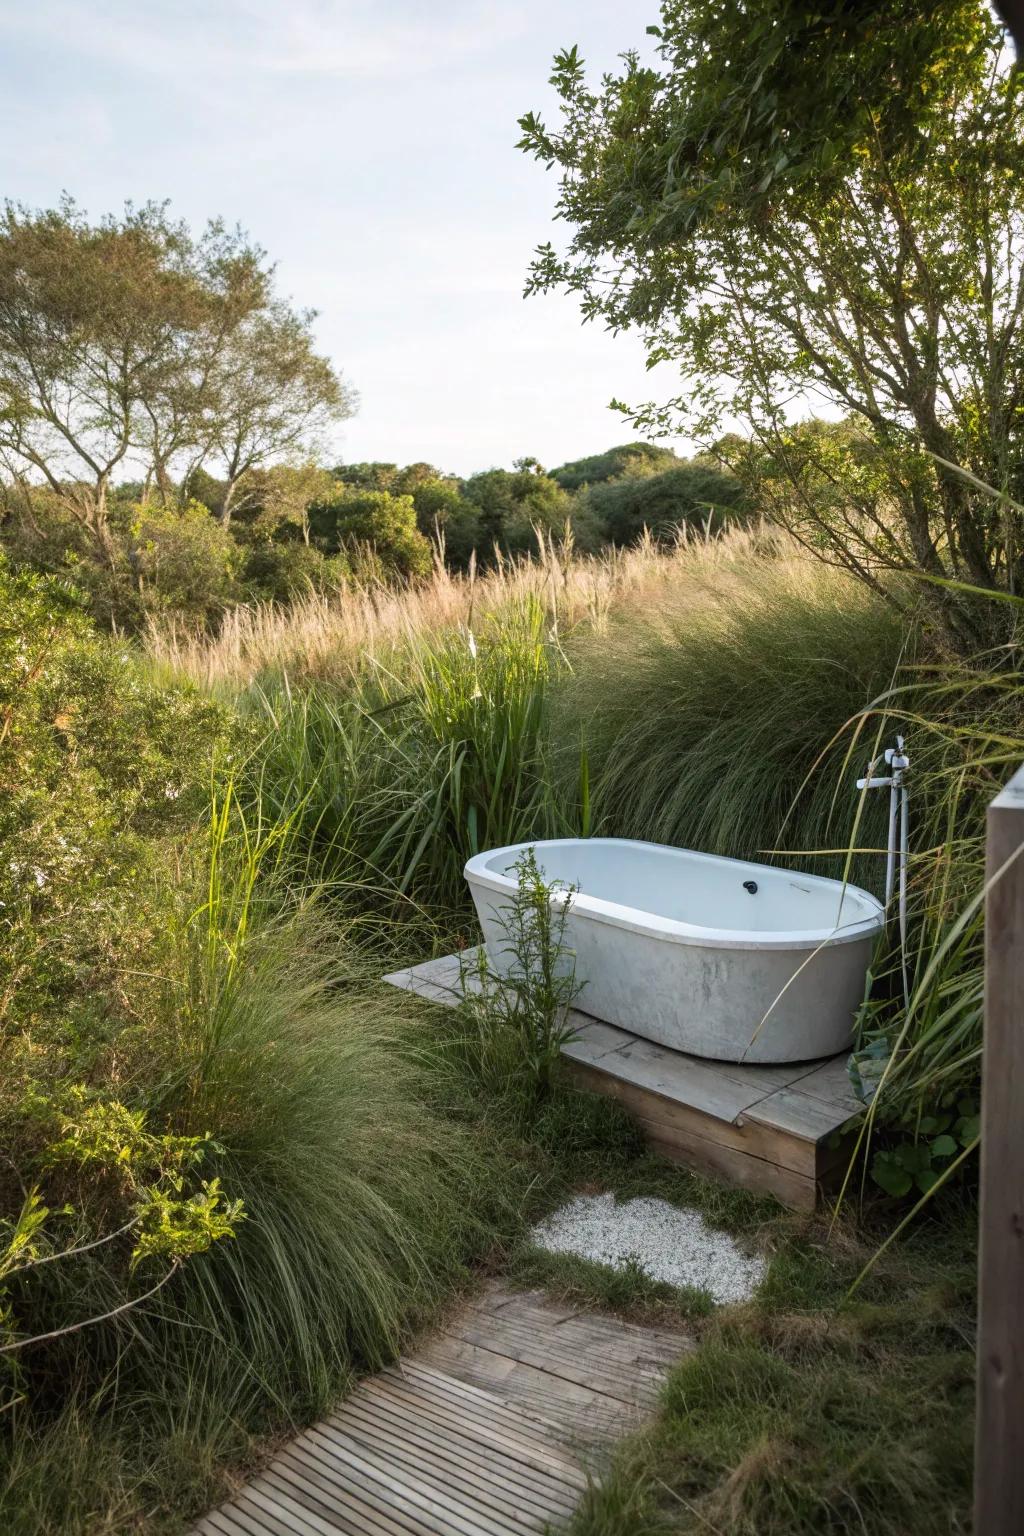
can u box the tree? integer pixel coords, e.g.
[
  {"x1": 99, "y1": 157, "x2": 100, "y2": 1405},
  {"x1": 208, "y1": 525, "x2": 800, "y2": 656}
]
[
  {"x1": 519, "y1": 3, "x2": 1024, "y2": 644},
  {"x1": 0, "y1": 200, "x2": 356, "y2": 561},
  {"x1": 549, "y1": 441, "x2": 680, "y2": 490},
  {"x1": 210, "y1": 306, "x2": 356, "y2": 527},
  {"x1": 463, "y1": 462, "x2": 573, "y2": 555},
  {"x1": 307, "y1": 486, "x2": 432, "y2": 579},
  {"x1": 191, "y1": 462, "x2": 334, "y2": 545},
  {"x1": 0, "y1": 201, "x2": 213, "y2": 566},
  {"x1": 589, "y1": 462, "x2": 747, "y2": 545}
]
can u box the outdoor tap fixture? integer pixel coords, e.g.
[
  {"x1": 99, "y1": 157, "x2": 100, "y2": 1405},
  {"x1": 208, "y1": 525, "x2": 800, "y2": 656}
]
[{"x1": 857, "y1": 735, "x2": 910, "y2": 999}]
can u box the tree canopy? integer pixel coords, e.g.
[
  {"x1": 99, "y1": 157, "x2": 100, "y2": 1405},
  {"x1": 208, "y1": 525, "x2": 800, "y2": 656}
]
[
  {"x1": 0, "y1": 200, "x2": 355, "y2": 560},
  {"x1": 548, "y1": 441, "x2": 680, "y2": 490},
  {"x1": 520, "y1": 2, "x2": 1024, "y2": 642}
]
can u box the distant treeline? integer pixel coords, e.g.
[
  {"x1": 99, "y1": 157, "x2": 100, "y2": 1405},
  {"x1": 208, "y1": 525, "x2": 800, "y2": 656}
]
[
  {"x1": 0, "y1": 199, "x2": 746, "y2": 631},
  {"x1": 0, "y1": 441, "x2": 746, "y2": 630}
]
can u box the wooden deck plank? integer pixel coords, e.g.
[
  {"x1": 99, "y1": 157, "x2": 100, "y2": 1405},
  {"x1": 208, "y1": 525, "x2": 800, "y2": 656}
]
[
  {"x1": 472, "y1": 1286, "x2": 687, "y2": 1360},
  {"x1": 320, "y1": 1406, "x2": 557, "y2": 1531},
  {"x1": 786, "y1": 1054, "x2": 863, "y2": 1114},
  {"x1": 417, "y1": 1333, "x2": 646, "y2": 1442},
  {"x1": 294, "y1": 1423, "x2": 506, "y2": 1536},
  {"x1": 445, "y1": 1317, "x2": 662, "y2": 1403},
  {"x1": 346, "y1": 1388, "x2": 579, "y2": 1518},
  {"x1": 367, "y1": 1366, "x2": 586, "y2": 1479},
  {"x1": 265, "y1": 1457, "x2": 416, "y2": 1536},
  {"x1": 386, "y1": 1359, "x2": 573, "y2": 1450},
  {"x1": 329, "y1": 1392, "x2": 572, "y2": 1512},
  {"x1": 560, "y1": 1016, "x2": 638, "y2": 1063},
  {"x1": 644, "y1": 1127, "x2": 817, "y2": 1210},
  {"x1": 242, "y1": 1482, "x2": 341, "y2": 1536},
  {"x1": 274, "y1": 1443, "x2": 443, "y2": 1536},
  {"x1": 382, "y1": 953, "x2": 856, "y2": 1209},
  {"x1": 744, "y1": 1085, "x2": 859, "y2": 1141},
  {"x1": 191, "y1": 1278, "x2": 688, "y2": 1536},
  {"x1": 454, "y1": 1296, "x2": 680, "y2": 1395},
  {"x1": 303, "y1": 1418, "x2": 543, "y2": 1536},
  {"x1": 564, "y1": 1054, "x2": 820, "y2": 1181},
  {"x1": 195, "y1": 1510, "x2": 269, "y2": 1536}
]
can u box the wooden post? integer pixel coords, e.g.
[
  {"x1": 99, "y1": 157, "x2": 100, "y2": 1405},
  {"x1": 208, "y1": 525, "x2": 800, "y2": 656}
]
[{"x1": 975, "y1": 763, "x2": 1024, "y2": 1535}]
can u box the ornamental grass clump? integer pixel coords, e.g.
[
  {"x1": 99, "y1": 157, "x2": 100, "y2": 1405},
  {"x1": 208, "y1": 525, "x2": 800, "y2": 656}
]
[
  {"x1": 555, "y1": 543, "x2": 907, "y2": 891},
  {"x1": 1, "y1": 782, "x2": 528, "y2": 1532},
  {"x1": 246, "y1": 594, "x2": 571, "y2": 923}
]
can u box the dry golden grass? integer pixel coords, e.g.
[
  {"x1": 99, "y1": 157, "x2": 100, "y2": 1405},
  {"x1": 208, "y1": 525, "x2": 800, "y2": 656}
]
[{"x1": 147, "y1": 524, "x2": 807, "y2": 692}]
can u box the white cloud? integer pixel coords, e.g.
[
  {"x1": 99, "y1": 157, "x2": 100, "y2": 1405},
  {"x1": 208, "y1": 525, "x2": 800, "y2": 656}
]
[{"x1": 0, "y1": 0, "x2": 524, "y2": 84}]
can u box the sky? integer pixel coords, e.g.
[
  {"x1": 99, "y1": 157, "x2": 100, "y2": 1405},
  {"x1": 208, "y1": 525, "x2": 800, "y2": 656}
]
[{"x1": 0, "y1": 0, "x2": 689, "y2": 477}]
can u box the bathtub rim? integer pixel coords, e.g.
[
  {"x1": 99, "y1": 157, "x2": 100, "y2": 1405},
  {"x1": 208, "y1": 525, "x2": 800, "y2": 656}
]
[{"x1": 464, "y1": 836, "x2": 885, "y2": 953}]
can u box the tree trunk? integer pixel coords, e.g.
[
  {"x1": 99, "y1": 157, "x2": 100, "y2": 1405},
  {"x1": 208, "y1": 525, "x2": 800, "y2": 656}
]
[{"x1": 220, "y1": 478, "x2": 237, "y2": 529}]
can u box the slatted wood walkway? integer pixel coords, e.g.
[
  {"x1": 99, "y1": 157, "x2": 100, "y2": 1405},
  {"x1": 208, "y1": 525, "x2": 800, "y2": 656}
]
[
  {"x1": 384, "y1": 950, "x2": 862, "y2": 1210},
  {"x1": 191, "y1": 1284, "x2": 688, "y2": 1536}
]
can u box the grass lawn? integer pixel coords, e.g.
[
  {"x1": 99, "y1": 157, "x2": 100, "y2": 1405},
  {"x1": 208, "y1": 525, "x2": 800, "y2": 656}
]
[{"x1": 529, "y1": 1178, "x2": 976, "y2": 1536}]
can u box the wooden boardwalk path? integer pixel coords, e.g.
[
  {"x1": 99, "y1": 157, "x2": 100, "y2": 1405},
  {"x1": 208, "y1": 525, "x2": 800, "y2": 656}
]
[{"x1": 191, "y1": 1282, "x2": 689, "y2": 1536}]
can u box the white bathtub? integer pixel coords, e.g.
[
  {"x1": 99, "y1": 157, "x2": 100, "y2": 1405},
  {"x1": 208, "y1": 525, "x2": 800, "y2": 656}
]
[{"x1": 464, "y1": 838, "x2": 884, "y2": 1064}]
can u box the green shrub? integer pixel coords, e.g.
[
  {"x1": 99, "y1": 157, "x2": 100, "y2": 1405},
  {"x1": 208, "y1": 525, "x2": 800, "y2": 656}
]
[
  {"x1": 462, "y1": 462, "x2": 574, "y2": 557},
  {"x1": 241, "y1": 538, "x2": 349, "y2": 601},
  {"x1": 588, "y1": 462, "x2": 748, "y2": 545},
  {"x1": 400, "y1": 475, "x2": 483, "y2": 565},
  {"x1": 124, "y1": 500, "x2": 241, "y2": 624},
  {"x1": 0, "y1": 557, "x2": 229, "y2": 1039},
  {"x1": 307, "y1": 486, "x2": 432, "y2": 578}
]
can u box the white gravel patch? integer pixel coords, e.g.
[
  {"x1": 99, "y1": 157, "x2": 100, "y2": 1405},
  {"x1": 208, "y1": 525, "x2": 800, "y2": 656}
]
[{"x1": 531, "y1": 1193, "x2": 766, "y2": 1305}]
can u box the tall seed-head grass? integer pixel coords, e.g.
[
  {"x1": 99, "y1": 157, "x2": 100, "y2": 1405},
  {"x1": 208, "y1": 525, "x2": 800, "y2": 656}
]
[
  {"x1": 556, "y1": 546, "x2": 909, "y2": 888},
  {"x1": 146, "y1": 526, "x2": 774, "y2": 693},
  {"x1": 244, "y1": 596, "x2": 575, "y2": 921}
]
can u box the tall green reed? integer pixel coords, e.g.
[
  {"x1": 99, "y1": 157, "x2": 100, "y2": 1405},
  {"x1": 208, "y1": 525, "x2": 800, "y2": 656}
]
[
  {"x1": 833, "y1": 655, "x2": 1024, "y2": 1198},
  {"x1": 247, "y1": 596, "x2": 581, "y2": 929}
]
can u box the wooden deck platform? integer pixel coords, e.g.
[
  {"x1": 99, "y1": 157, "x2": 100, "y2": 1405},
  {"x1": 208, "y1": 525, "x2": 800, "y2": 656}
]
[
  {"x1": 384, "y1": 950, "x2": 864, "y2": 1210},
  {"x1": 191, "y1": 1283, "x2": 689, "y2": 1536}
]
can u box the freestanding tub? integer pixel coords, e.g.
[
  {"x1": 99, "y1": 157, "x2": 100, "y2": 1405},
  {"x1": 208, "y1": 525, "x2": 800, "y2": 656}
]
[{"x1": 464, "y1": 838, "x2": 885, "y2": 1064}]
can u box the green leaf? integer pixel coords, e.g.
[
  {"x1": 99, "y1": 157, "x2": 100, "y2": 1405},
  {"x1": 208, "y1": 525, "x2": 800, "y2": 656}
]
[
  {"x1": 872, "y1": 1153, "x2": 913, "y2": 1198},
  {"x1": 930, "y1": 1134, "x2": 958, "y2": 1158}
]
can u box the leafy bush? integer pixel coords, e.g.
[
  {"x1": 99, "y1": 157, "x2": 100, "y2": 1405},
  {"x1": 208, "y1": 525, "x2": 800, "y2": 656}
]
[
  {"x1": 241, "y1": 538, "x2": 349, "y2": 601},
  {"x1": 307, "y1": 486, "x2": 432, "y2": 578},
  {"x1": 124, "y1": 499, "x2": 241, "y2": 623},
  {"x1": 0, "y1": 557, "x2": 228, "y2": 1038},
  {"x1": 550, "y1": 440, "x2": 680, "y2": 490},
  {"x1": 588, "y1": 462, "x2": 748, "y2": 545},
  {"x1": 405, "y1": 476, "x2": 484, "y2": 567},
  {"x1": 462, "y1": 462, "x2": 574, "y2": 556}
]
